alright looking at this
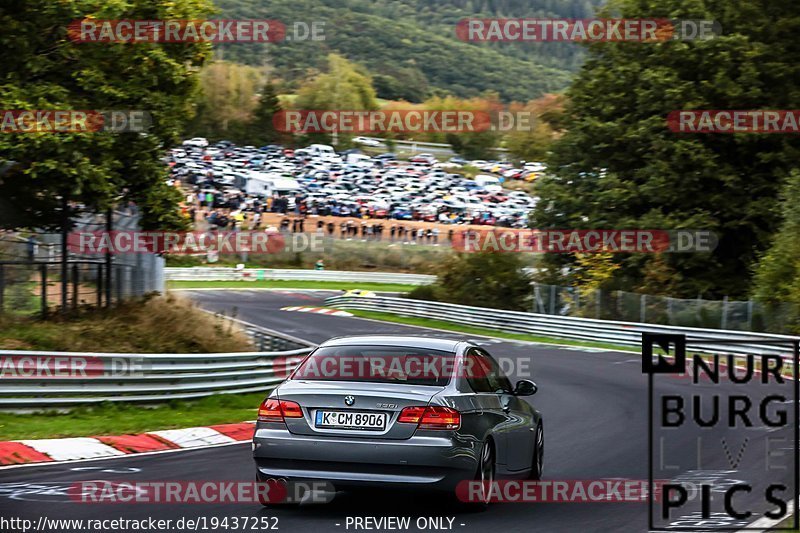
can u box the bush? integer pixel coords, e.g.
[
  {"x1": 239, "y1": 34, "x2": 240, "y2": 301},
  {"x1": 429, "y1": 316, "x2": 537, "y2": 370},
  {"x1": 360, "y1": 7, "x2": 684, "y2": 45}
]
[
  {"x1": 406, "y1": 252, "x2": 532, "y2": 311},
  {"x1": 407, "y1": 284, "x2": 440, "y2": 302}
]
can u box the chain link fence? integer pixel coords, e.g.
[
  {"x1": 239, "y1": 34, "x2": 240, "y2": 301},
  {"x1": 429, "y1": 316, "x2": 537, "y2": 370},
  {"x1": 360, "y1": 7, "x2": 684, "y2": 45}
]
[
  {"x1": 0, "y1": 208, "x2": 164, "y2": 317},
  {"x1": 529, "y1": 282, "x2": 795, "y2": 334}
]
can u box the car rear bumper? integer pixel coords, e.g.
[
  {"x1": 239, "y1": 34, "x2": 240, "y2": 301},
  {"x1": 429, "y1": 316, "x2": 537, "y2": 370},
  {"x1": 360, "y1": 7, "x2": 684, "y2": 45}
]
[{"x1": 253, "y1": 426, "x2": 478, "y2": 491}]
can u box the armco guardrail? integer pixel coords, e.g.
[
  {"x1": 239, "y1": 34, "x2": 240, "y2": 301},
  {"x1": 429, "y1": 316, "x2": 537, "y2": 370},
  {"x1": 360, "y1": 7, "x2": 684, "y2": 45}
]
[
  {"x1": 0, "y1": 319, "x2": 314, "y2": 408},
  {"x1": 166, "y1": 267, "x2": 435, "y2": 285},
  {"x1": 325, "y1": 295, "x2": 800, "y2": 358}
]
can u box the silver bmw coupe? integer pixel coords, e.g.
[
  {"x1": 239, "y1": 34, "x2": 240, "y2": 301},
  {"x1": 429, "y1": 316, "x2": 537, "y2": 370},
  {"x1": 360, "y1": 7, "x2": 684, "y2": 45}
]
[{"x1": 253, "y1": 335, "x2": 543, "y2": 504}]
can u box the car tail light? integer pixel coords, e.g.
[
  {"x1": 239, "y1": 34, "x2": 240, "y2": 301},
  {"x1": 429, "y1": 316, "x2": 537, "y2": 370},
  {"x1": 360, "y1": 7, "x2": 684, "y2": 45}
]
[
  {"x1": 258, "y1": 399, "x2": 303, "y2": 423},
  {"x1": 398, "y1": 406, "x2": 460, "y2": 430}
]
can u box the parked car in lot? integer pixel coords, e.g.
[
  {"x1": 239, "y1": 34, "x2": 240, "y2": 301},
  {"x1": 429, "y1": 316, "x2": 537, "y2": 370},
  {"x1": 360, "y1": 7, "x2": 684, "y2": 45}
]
[
  {"x1": 182, "y1": 137, "x2": 209, "y2": 148},
  {"x1": 168, "y1": 139, "x2": 537, "y2": 228},
  {"x1": 409, "y1": 153, "x2": 437, "y2": 165},
  {"x1": 353, "y1": 136, "x2": 382, "y2": 147},
  {"x1": 253, "y1": 336, "x2": 543, "y2": 507}
]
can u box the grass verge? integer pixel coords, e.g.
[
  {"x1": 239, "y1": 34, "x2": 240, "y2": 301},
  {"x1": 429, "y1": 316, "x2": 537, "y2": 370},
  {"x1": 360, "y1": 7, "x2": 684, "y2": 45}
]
[
  {"x1": 0, "y1": 393, "x2": 266, "y2": 440},
  {"x1": 342, "y1": 308, "x2": 637, "y2": 352},
  {"x1": 167, "y1": 280, "x2": 415, "y2": 292},
  {"x1": 0, "y1": 294, "x2": 252, "y2": 353}
]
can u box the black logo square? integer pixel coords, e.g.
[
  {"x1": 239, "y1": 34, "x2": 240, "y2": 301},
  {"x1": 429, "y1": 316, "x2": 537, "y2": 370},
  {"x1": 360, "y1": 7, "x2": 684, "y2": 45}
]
[{"x1": 642, "y1": 333, "x2": 685, "y2": 374}]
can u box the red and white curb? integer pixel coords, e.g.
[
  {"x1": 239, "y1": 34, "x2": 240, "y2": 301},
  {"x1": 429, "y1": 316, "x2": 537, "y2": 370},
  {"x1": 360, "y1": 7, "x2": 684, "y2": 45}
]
[
  {"x1": 281, "y1": 306, "x2": 353, "y2": 317},
  {"x1": 0, "y1": 422, "x2": 254, "y2": 466}
]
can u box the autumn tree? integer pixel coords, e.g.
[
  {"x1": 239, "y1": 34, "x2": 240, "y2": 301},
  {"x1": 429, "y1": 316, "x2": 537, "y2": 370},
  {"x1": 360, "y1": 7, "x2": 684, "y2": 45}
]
[
  {"x1": 0, "y1": 0, "x2": 213, "y2": 230},
  {"x1": 531, "y1": 0, "x2": 800, "y2": 298}
]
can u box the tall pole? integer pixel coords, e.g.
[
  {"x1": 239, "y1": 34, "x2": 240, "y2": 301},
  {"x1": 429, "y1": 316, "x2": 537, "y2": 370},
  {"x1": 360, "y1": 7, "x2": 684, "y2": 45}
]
[{"x1": 60, "y1": 194, "x2": 69, "y2": 314}]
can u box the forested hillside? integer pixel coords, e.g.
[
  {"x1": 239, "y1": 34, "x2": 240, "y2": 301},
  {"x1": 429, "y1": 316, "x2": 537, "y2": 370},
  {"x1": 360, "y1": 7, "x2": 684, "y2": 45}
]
[{"x1": 215, "y1": 0, "x2": 603, "y2": 102}]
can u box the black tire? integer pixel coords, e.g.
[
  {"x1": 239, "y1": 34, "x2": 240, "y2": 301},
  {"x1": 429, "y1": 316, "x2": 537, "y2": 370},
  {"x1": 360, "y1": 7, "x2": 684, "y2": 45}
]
[
  {"x1": 529, "y1": 423, "x2": 544, "y2": 480},
  {"x1": 466, "y1": 440, "x2": 495, "y2": 512}
]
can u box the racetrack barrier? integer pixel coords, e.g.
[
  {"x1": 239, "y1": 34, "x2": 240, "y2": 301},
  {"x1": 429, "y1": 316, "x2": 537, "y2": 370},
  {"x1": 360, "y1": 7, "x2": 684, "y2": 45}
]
[
  {"x1": 0, "y1": 318, "x2": 314, "y2": 408},
  {"x1": 324, "y1": 295, "x2": 800, "y2": 359},
  {"x1": 165, "y1": 267, "x2": 435, "y2": 285}
]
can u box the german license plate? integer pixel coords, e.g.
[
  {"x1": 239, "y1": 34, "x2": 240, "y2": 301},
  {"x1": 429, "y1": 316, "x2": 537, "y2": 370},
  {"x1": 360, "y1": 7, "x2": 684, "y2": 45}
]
[{"x1": 315, "y1": 410, "x2": 387, "y2": 430}]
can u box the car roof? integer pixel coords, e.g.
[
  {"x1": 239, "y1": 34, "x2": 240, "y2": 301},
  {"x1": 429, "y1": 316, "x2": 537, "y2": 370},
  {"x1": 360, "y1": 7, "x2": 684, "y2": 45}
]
[{"x1": 319, "y1": 335, "x2": 464, "y2": 352}]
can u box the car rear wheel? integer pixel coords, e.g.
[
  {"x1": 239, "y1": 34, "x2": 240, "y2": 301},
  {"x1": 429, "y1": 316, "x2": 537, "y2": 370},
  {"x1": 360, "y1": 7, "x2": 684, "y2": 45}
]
[
  {"x1": 529, "y1": 423, "x2": 544, "y2": 480},
  {"x1": 465, "y1": 440, "x2": 495, "y2": 512}
]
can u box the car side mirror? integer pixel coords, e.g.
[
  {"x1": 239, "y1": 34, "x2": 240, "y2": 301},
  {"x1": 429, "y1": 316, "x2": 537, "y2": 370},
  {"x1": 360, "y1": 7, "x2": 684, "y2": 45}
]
[{"x1": 514, "y1": 379, "x2": 537, "y2": 396}]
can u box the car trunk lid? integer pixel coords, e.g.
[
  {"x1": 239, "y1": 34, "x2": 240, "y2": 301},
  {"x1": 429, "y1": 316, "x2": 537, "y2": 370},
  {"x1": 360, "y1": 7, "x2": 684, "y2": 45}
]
[{"x1": 277, "y1": 380, "x2": 442, "y2": 440}]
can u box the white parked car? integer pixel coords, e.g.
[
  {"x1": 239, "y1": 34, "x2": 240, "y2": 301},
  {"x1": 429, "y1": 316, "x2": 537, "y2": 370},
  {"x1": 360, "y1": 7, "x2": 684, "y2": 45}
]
[
  {"x1": 183, "y1": 137, "x2": 209, "y2": 148},
  {"x1": 353, "y1": 136, "x2": 382, "y2": 147},
  {"x1": 523, "y1": 161, "x2": 547, "y2": 172}
]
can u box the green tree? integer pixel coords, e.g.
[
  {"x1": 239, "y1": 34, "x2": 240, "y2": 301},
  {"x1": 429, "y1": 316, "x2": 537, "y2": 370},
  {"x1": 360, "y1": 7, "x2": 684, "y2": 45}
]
[
  {"x1": 244, "y1": 82, "x2": 283, "y2": 146},
  {"x1": 295, "y1": 54, "x2": 378, "y2": 111},
  {"x1": 294, "y1": 54, "x2": 378, "y2": 146},
  {"x1": 0, "y1": 0, "x2": 213, "y2": 230},
  {"x1": 184, "y1": 61, "x2": 265, "y2": 143},
  {"x1": 751, "y1": 170, "x2": 800, "y2": 331},
  {"x1": 531, "y1": 0, "x2": 800, "y2": 298}
]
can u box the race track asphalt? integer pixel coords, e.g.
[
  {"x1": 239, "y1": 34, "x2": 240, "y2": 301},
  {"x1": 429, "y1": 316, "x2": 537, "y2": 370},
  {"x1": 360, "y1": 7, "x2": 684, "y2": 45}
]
[{"x1": 1, "y1": 289, "x2": 795, "y2": 533}]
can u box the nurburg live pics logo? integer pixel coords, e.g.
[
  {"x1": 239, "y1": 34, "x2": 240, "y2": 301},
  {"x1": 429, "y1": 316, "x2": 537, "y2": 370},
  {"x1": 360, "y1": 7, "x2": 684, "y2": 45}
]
[{"x1": 643, "y1": 333, "x2": 800, "y2": 531}]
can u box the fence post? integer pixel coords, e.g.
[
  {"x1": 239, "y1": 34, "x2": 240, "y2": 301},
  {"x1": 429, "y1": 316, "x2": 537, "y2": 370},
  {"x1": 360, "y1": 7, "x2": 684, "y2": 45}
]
[
  {"x1": 0, "y1": 264, "x2": 4, "y2": 313},
  {"x1": 114, "y1": 265, "x2": 122, "y2": 304},
  {"x1": 667, "y1": 298, "x2": 674, "y2": 325},
  {"x1": 106, "y1": 209, "x2": 113, "y2": 307},
  {"x1": 40, "y1": 263, "x2": 47, "y2": 319},
  {"x1": 640, "y1": 294, "x2": 646, "y2": 323},
  {"x1": 549, "y1": 285, "x2": 556, "y2": 315},
  {"x1": 97, "y1": 264, "x2": 103, "y2": 307},
  {"x1": 71, "y1": 263, "x2": 78, "y2": 310},
  {"x1": 721, "y1": 296, "x2": 729, "y2": 329},
  {"x1": 696, "y1": 294, "x2": 702, "y2": 325},
  {"x1": 595, "y1": 289, "x2": 601, "y2": 319},
  {"x1": 747, "y1": 300, "x2": 754, "y2": 331}
]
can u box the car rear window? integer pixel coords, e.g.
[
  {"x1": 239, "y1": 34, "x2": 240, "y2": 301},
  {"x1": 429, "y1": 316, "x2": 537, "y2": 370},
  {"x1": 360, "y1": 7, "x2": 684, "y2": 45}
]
[{"x1": 291, "y1": 346, "x2": 455, "y2": 386}]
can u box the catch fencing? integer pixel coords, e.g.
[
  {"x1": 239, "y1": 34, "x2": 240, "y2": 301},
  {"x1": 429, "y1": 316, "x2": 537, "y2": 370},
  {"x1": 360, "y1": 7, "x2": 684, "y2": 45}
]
[
  {"x1": 324, "y1": 295, "x2": 800, "y2": 359},
  {"x1": 0, "y1": 209, "x2": 165, "y2": 316},
  {"x1": 530, "y1": 282, "x2": 795, "y2": 334}
]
